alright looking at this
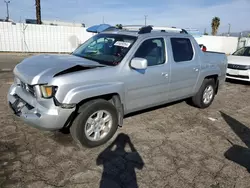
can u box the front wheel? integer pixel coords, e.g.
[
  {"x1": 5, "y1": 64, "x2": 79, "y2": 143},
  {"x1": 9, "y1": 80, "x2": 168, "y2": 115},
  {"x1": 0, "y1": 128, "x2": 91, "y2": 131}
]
[
  {"x1": 70, "y1": 99, "x2": 118, "y2": 148},
  {"x1": 192, "y1": 79, "x2": 216, "y2": 108}
]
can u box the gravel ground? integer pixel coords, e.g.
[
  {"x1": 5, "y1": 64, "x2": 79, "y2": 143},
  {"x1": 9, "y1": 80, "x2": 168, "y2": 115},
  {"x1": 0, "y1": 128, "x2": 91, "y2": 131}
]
[
  {"x1": 0, "y1": 53, "x2": 65, "y2": 71},
  {"x1": 0, "y1": 72, "x2": 250, "y2": 188},
  {"x1": 0, "y1": 54, "x2": 30, "y2": 71}
]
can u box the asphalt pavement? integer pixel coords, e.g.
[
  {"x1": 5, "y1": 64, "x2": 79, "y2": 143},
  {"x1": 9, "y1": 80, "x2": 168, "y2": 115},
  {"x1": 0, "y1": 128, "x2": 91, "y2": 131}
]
[
  {"x1": 0, "y1": 53, "x2": 33, "y2": 72},
  {"x1": 1, "y1": 72, "x2": 250, "y2": 188}
]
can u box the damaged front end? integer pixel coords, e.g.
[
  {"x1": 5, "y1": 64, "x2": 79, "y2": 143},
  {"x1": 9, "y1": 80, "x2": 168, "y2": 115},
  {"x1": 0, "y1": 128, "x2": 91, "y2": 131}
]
[{"x1": 8, "y1": 54, "x2": 105, "y2": 130}]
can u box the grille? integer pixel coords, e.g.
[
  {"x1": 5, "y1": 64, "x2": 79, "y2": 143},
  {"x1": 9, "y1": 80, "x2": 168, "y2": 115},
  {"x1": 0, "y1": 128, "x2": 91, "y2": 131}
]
[
  {"x1": 227, "y1": 64, "x2": 249, "y2": 70},
  {"x1": 13, "y1": 94, "x2": 34, "y2": 110},
  {"x1": 226, "y1": 73, "x2": 249, "y2": 79},
  {"x1": 20, "y1": 81, "x2": 35, "y2": 96}
]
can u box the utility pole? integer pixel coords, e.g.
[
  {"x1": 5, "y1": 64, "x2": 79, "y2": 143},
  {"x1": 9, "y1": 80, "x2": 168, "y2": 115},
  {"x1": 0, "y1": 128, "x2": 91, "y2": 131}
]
[
  {"x1": 144, "y1": 15, "x2": 148, "y2": 26},
  {"x1": 35, "y1": 0, "x2": 42, "y2": 24},
  {"x1": 4, "y1": 0, "x2": 10, "y2": 21},
  {"x1": 204, "y1": 28, "x2": 207, "y2": 35},
  {"x1": 228, "y1": 23, "x2": 231, "y2": 36},
  {"x1": 102, "y1": 16, "x2": 105, "y2": 24}
]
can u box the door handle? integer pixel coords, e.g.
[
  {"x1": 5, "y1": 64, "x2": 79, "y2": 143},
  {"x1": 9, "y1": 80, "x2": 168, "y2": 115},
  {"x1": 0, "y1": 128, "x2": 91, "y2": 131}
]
[
  {"x1": 161, "y1": 72, "x2": 168, "y2": 78},
  {"x1": 193, "y1": 68, "x2": 199, "y2": 72}
]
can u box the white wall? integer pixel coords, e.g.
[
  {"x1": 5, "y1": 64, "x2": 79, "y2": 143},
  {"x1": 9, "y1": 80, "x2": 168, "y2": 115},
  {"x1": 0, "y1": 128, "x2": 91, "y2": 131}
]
[
  {"x1": 0, "y1": 22, "x2": 94, "y2": 53},
  {"x1": 0, "y1": 22, "x2": 239, "y2": 54},
  {"x1": 195, "y1": 35, "x2": 238, "y2": 54}
]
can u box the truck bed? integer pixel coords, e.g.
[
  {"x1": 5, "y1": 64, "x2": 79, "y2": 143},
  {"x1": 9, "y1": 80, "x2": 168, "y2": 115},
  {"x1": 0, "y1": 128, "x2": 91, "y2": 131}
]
[{"x1": 203, "y1": 51, "x2": 227, "y2": 79}]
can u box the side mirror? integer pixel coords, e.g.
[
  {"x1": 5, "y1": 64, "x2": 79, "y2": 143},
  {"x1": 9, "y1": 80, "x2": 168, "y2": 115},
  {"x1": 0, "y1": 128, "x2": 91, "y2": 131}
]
[{"x1": 130, "y1": 58, "x2": 147, "y2": 70}]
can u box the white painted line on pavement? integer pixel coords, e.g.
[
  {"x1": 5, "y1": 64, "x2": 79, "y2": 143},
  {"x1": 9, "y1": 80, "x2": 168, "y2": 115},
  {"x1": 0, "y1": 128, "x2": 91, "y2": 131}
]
[
  {"x1": 0, "y1": 68, "x2": 12, "y2": 72},
  {"x1": 208, "y1": 117, "x2": 217, "y2": 122}
]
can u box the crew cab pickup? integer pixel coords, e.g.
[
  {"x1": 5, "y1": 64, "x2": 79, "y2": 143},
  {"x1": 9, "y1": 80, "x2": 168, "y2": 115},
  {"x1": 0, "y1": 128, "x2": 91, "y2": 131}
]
[{"x1": 8, "y1": 26, "x2": 228, "y2": 147}]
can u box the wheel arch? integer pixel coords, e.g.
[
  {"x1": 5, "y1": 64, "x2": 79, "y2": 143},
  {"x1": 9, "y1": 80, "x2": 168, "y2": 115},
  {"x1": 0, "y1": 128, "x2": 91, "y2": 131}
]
[
  {"x1": 195, "y1": 72, "x2": 219, "y2": 94},
  {"x1": 62, "y1": 93, "x2": 124, "y2": 133},
  {"x1": 204, "y1": 74, "x2": 219, "y2": 94},
  {"x1": 77, "y1": 93, "x2": 124, "y2": 127}
]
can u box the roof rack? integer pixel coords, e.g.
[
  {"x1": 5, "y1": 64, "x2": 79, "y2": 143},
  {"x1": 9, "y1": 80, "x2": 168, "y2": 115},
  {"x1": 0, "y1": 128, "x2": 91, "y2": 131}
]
[
  {"x1": 86, "y1": 24, "x2": 189, "y2": 35},
  {"x1": 138, "y1": 26, "x2": 153, "y2": 34},
  {"x1": 122, "y1": 25, "x2": 188, "y2": 34}
]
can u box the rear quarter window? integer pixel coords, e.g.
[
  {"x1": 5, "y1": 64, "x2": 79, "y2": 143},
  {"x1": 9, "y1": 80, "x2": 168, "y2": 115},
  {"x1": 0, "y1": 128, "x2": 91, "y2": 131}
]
[{"x1": 170, "y1": 38, "x2": 194, "y2": 62}]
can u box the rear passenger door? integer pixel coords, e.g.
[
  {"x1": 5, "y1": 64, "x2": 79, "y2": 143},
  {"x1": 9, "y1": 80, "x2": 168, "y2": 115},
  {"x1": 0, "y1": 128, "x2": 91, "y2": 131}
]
[{"x1": 169, "y1": 37, "x2": 200, "y2": 100}]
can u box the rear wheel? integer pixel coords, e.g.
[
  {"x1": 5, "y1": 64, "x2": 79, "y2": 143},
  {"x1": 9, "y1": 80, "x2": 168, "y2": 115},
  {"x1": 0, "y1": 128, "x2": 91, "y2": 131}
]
[
  {"x1": 70, "y1": 99, "x2": 118, "y2": 148},
  {"x1": 192, "y1": 79, "x2": 216, "y2": 108}
]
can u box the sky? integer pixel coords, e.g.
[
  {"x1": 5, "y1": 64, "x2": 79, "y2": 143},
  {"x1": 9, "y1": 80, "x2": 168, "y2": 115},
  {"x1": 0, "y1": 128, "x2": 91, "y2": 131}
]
[{"x1": 0, "y1": 0, "x2": 250, "y2": 33}]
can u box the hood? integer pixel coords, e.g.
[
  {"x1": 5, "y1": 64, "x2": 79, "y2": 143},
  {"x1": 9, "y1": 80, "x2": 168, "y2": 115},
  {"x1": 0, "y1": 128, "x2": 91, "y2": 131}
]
[
  {"x1": 14, "y1": 54, "x2": 104, "y2": 85},
  {"x1": 227, "y1": 55, "x2": 250, "y2": 66}
]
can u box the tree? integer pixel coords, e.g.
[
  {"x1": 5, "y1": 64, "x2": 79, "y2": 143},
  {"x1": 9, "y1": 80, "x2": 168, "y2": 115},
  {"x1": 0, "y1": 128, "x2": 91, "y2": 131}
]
[
  {"x1": 116, "y1": 24, "x2": 123, "y2": 29},
  {"x1": 211, "y1": 17, "x2": 220, "y2": 36},
  {"x1": 204, "y1": 32, "x2": 209, "y2": 35},
  {"x1": 248, "y1": 34, "x2": 250, "y2": 38},
  {"x1": 35, "y1": 0, "x2": 42, "y2": 24}
]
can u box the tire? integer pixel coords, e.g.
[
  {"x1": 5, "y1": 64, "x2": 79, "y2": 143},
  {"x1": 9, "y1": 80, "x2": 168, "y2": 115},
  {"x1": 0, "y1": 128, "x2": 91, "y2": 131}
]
[
  {"x1": 192, "y1": 79, "x2": 216, "y2": 108},
  {"x1": 70, "y1": 99, "x2": 118, "y2": 148}
]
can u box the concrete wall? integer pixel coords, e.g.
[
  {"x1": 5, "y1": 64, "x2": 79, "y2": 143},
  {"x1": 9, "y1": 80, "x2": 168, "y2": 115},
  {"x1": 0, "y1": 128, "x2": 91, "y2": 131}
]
[
  {"x1": 195, "y1": 35, "x2": 238, "y2": 54},
  {"x1": 0, "y1": 22, "x2": 94, "y2": 53},
  {"x1": 0, "y1": 22, "x2": 239, "y2": 54}
]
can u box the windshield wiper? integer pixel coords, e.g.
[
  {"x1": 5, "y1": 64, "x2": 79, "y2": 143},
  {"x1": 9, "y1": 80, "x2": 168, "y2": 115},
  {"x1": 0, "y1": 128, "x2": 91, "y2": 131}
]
[
  {"x1": 85, "y1": 51, "x2": 98, "y2": 55},
  {"x1": 72, "y1": 53, "x2": 115, "y2": 66},
  {"x1": 72, "y1": 53, "x2": 99, "y2": 62}
]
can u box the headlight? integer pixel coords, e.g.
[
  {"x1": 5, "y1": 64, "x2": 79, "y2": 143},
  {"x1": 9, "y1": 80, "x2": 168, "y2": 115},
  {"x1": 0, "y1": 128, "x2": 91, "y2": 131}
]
[
  {"x1": 14, "y1": 77, "x2": 21, "y2": 85},
  {"x1": 40, "y1": 85, "x2": 57, "y2": 98}
]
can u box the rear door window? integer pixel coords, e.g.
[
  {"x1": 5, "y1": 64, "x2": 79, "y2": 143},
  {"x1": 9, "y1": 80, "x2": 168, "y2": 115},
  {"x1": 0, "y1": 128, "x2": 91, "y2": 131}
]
[{"x1": 170, "y1": 38, "x2": 194, "y2": 62}]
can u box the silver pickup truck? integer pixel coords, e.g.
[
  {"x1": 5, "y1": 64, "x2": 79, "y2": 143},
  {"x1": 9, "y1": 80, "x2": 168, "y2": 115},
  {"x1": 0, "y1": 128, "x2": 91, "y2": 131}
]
[{"x1": 8, "y1": 26, "x2": 227, "y2": 147}]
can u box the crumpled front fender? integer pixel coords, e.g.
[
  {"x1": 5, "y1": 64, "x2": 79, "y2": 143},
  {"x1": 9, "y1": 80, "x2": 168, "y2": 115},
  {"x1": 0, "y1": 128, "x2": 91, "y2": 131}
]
[{"x1": 62, "y1": 82, "x2": 125, "y2": 105}]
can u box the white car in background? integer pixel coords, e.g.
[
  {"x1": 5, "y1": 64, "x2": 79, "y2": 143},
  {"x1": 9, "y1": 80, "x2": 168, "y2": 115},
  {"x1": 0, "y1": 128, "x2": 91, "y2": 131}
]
[{"x1": 226, "y1": 46, "x2": 250, "y2": 82}]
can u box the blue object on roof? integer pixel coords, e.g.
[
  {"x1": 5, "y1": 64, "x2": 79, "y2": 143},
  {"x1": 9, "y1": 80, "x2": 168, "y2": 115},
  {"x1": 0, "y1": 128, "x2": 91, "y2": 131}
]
[
  {"x1": 86, "y1": 24, "x2": 116, "y2": 33},
  {"x1": 185, "y1": 28, "x2": 203, "y2": 38}
]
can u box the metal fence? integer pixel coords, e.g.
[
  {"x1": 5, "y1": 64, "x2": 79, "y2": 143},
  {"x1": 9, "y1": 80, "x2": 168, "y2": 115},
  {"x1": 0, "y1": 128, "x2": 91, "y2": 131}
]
[
  {"x1": 0, "y1": 22, "x2": 94, "y2": 53},
  {"x1": 0, "y1": 21, "x2": 248, "y2": 54}
]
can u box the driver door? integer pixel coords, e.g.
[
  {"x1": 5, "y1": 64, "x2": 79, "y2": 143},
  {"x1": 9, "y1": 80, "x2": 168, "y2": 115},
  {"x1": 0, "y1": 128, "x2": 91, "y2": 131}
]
[{"x1": 125, "y1": 37, "x2": 170, "y2": 113}]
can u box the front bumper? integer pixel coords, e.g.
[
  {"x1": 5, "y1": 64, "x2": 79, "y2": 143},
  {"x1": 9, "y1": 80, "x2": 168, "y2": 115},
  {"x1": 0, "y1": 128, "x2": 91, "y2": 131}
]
[
  {"x1": 226, "y1": 68, "x2": 250, "y2": 82},
  {"x1": 8, "y1": 84, "x2": 75, "y2": 131}
]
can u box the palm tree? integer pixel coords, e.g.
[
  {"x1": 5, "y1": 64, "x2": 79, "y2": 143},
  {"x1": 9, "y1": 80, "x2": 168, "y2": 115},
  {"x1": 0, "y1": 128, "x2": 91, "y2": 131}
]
[{"x1": 211, "y1": 17, "x2": 220, "y2": 35}]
